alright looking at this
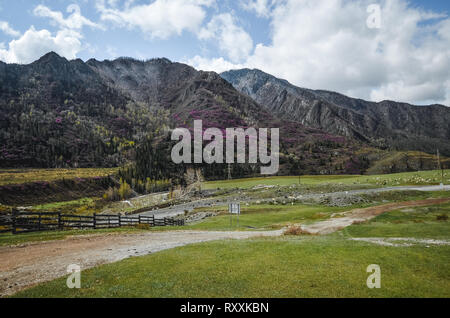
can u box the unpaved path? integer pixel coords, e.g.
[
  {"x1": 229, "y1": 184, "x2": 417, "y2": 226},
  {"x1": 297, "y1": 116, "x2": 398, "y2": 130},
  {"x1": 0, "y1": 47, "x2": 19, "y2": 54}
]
[
  {"x1": 300, "y1": 198, "x2": 450, "y2": 235},
  {"x1": 0, "y1": 230, "x2": 282, "y2": 297}
]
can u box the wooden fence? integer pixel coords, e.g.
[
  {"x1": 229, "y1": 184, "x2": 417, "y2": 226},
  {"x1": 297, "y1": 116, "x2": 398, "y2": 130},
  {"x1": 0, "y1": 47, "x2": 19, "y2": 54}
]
[{"x1": 0, "y1": 210, "x2": 184, "y2": 234}]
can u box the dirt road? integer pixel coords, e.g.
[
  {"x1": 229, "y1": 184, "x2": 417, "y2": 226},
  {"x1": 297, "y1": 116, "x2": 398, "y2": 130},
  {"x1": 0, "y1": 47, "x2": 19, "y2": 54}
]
[{"x1": 0, "y1": 230, "x2": 282, "y2": 297}]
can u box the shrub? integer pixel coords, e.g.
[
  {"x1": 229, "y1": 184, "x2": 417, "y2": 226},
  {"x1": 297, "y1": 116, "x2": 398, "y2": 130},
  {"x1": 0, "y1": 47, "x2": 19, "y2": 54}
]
[
  {"x1": 103, "y1": 187, "x2": 117, "y2": 201},
  {"x1": 437, "y1": 214, "x2": 448, "y2": 221},
  {"x1": 136, "y1": 224, "x2": 150, "y2": 230},
  {"x1": 118, "y1": 179, "x2": 132, "y2": 200},
  {"x1": 103, "y1": 179, "x2": 133, "y2": 201},
  {"x1": 284, "y1": 226, "x2": 311, "y2": 236}
]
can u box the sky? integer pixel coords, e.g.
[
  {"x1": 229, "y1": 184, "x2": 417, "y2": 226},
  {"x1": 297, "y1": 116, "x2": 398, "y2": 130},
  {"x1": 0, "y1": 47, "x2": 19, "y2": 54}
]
[{"x1": 0, "y1": 0, "x2": 449, "y2": 106}]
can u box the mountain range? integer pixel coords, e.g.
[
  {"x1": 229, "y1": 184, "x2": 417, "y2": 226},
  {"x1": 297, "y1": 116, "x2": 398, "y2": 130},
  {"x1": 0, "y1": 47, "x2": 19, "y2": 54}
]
[
  {"x1": 0, "y1": 52, "x2": 448, "y2": 180},
  {"x1": 221, "y1": 69, "x2": 450, "y2": 156}
]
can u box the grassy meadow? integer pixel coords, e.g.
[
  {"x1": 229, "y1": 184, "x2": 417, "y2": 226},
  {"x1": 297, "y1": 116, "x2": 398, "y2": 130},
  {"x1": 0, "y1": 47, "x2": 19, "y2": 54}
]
[
  {"x1": 204, "y1": 169, "x2": 450, "y2": 190},
  {"x1": 10, "y1": 188, "x2": 450, "y2": 298},
  {"x1": 183, "y1": 204, "x2": 350, "y2": 231},
  {"x1": 14, "y1": 235, "x2": 449, "y2": 298},
  {"x1": 344, "y1": 202, "x2": 450, "y2": 239},
  {"x1": 2, "y1": 170, "x2": 449, "y2": 297}
]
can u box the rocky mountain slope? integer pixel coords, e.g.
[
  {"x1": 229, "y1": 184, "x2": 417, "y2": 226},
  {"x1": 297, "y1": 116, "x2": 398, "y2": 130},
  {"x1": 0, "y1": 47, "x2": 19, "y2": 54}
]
[
  {"x1": 221, "y1": 69, "x2": 450, "y2": 156},
  {"x1": 0, "y1": 52, "x2": 446, "y2": 180},
  {"x1": 0, "y1": 53, "x2": 272, "y2": 167},
  {"x1": 0, "y1": 52, "x2": 362, "y2": 177}
]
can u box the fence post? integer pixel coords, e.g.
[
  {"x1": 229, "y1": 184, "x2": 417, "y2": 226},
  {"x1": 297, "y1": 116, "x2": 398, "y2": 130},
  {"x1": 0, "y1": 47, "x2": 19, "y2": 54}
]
[
  {"x1": 164, "y1": 217, "x2": 167, "y2": 226},
  {"x1": 58, "y1": 212, "x2": 62, "y2": 230},
  {"x1": 151, "y1": 215, "x2": 155, "y2": 227},
  {"x1": 138, "y1": 215, "x2": 142, "y2": 224},
  {"x1": 93, "y1": 213, "x2": 97, "y2": 229},
  {"x1": 118, "y1": 214, "x2": 121, "y2": 227},
  {"x1": 38, "y1": 213, "x2": 41, "y2": 231},
  {"x1": 11, "y1": 209, "x2": 17, "y2": 235}
]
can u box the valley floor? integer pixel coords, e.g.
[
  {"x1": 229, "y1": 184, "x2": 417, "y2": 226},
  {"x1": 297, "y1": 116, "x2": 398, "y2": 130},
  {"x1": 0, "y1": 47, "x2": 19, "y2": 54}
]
[
  {"x1": 3, "y1": 196, "x2": 449, "y2": 298},
  {"x1": 1, "y1": 171, "x2": 449, "y2": 298}
]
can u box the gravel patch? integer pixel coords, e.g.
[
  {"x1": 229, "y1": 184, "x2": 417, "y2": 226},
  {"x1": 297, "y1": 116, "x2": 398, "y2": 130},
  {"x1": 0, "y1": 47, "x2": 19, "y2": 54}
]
[{"x1": 350, "y1": 237, "x2": 450, "y2": 247}]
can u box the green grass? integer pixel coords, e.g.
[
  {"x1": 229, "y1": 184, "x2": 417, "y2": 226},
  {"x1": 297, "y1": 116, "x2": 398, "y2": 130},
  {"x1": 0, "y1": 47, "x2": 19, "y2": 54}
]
[
  {"x1": 0, "y1": 168, "x2": 119, "y2": 186},
  {"x1": 204, "y1": 175, "x2": 357, "y2": 189},
  {"x1": 13, "y1": 235, "x2": 450, "y2": 298},
  {"x1": 183, "y1": 204, "x2": 350, "y2": 231},
  {"x1": 30, "y1": 197, "x2": 102, "y2": 215},
  {"x1": 203, "y1": 169, "x2": 450, "y2": 190},
  {"x1": 32, "y1": 198, "x2": 95, "y2": 210},
  {"x1": 344, "y1": 202, "x2": 450, "y2": 239},
  {"x1": 363, "y1": 150, "x2": 450, "y2": 175}
]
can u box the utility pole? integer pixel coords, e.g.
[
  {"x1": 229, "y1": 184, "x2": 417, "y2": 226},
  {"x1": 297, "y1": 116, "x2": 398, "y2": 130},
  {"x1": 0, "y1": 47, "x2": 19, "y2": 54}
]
[{"x1": 437, "y1": 149, "x2": 444, "y2": 186}]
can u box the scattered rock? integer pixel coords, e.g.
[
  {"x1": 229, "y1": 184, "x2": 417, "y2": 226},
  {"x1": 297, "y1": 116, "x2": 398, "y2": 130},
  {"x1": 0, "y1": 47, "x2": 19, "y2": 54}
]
[{"x1": 185, "y1": 212, "x2": 218, "y2": 223}]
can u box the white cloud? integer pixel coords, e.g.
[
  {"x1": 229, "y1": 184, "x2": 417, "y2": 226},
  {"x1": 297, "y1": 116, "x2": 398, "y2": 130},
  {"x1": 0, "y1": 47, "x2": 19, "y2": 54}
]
[
  {"x1": 241, "y1": 0, "x2": 273, "y2": 18},
  {"x1": 198, "y1": 13, "x2": 253, "y2": 63},
  {"x1": 0, "y1": 21, "x2": 20, "y2": 37},
  {"x1": 0, "y1": 27, "x2": 82, "y2": 64},
  {"x1": 0, "y1": 4, "x2": 101, "y2": 64},
  {"x1": 34, "y1": 4, "x2": 103, "y2": 30},
  {"x1": 186, "y1": 55, "x2": 246, "y2": 73},
  {"x1": 191, "y1": 0, "x2": 450, "y2": 106},
  {"x1": 96, "y1": 0, "x2": 214, "y2": 39},
  {"x1": 106, "y1": 45, "x2": 119, "y2": 58}
]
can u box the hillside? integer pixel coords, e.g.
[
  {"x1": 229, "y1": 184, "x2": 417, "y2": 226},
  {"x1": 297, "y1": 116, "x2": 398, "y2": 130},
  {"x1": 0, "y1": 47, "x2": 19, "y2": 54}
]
[
  {"x1": 0, "y1": 52, "x2": 447, "y2": 184},
  {"x1": 221, "y1": 69, "x2": 450, "y2": 156},
  {"x1": 0, "y1": 53, "x2": 269, "y2": 169},
  {"x1": 0, "y1": 53, "x2": 372, "y2": 178}
]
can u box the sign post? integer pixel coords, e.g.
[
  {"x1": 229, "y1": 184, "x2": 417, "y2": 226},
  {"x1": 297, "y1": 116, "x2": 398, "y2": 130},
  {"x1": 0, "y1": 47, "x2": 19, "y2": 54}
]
[{"x1": 229, "y1": 203, "x2": 241, "y2": 228}]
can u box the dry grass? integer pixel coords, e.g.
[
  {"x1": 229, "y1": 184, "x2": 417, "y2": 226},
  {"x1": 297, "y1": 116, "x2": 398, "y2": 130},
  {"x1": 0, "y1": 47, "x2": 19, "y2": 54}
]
[
  {"x1": 351, "y1": 220, "x2": 367, "y2": 225},
  {"x1": 0, "y1": 168, "x2": 119, "y2": 186},
  {"x1": 283, "y1": 225, "x2": 312, "y2": 236},
  {"x1": 135, "y1": 224, "x2": 151, "y2": 230}
]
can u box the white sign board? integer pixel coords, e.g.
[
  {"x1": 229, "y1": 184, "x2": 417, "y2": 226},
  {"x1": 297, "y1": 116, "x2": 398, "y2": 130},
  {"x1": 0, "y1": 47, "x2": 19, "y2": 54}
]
[{"x1": 229, "y1": 203, "x2": 240, "y2": 215}]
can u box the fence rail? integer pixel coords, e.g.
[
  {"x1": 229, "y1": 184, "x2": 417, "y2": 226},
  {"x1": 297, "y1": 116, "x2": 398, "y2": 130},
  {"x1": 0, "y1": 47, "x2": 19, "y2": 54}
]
[{"x1": 0, "y1": 210, "x2": 184, "y2": 234}]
